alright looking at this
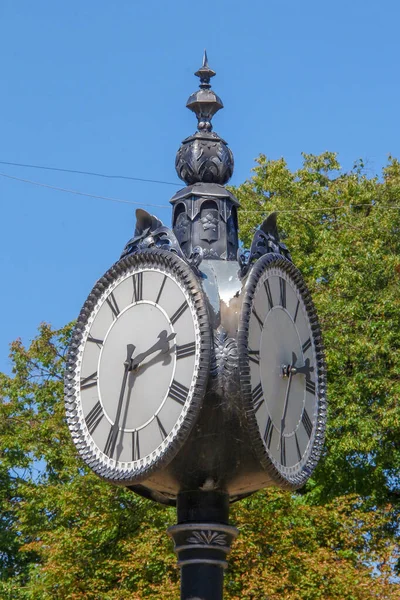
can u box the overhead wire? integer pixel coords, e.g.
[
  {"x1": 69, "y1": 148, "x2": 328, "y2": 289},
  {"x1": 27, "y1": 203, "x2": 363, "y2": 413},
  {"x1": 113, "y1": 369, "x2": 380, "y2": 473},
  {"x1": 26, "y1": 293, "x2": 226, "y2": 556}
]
[
  {"x1": 1, "y1": 171, "x2": 400, "y2": 214},
  {"x1": 0, "y1": 160, "x2": 182, "y2": 187},
  {"x1": 0, "y1": 172, "x2": 168, "y2": 209}
]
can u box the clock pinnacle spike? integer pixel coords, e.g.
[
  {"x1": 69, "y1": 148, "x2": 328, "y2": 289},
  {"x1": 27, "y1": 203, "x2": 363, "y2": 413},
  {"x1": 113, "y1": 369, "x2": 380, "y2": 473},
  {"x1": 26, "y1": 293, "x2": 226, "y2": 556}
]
[{"x1": 194, "y1": 50, "x2": 216, "y2": 86}]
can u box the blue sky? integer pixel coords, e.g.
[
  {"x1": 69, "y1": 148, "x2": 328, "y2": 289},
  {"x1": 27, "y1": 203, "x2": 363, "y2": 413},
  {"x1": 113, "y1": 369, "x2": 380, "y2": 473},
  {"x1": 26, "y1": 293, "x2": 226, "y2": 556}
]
[{"x1": 1, "y1": 0, "x2": 399, "y2": 373}]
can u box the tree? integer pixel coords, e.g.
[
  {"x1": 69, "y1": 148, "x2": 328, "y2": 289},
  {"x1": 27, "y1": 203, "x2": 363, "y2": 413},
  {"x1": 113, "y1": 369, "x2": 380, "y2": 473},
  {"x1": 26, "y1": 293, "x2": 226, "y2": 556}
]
[
  {"x1": 0, "y1": 153, "x2": 399, "y2": 598},
  {"x1": 234, "y1": 152, "x2": 400, "y2": 508}
]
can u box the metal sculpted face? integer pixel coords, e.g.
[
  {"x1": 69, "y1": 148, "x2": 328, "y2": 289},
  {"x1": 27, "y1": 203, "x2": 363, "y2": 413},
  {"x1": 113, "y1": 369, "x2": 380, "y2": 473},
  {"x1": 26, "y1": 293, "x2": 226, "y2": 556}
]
[
  {"x1": 175, "y1": 211, "x2": 190, "y2": 245},
  {"x1": 200, "y1": 210, "x2": 219, "y2": 241}
]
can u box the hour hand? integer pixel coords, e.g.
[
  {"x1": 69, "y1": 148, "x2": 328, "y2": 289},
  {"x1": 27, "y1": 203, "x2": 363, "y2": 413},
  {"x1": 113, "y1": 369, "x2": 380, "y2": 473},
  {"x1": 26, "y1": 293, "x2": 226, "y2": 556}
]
[
  {"x1": 130, "y1": 330, "x2": 176, "y2": 370},
  {"x1": 157, "y1": 330, "x2": 177, "y2": 354},
  {"x1": 291, "y1": 357, "x2": 314, "y2": 378}
]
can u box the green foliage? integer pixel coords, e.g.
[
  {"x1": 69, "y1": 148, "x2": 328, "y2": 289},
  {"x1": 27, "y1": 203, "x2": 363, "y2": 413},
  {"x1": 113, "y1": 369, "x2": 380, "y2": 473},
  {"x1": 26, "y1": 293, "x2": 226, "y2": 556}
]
[
  {"x1": 234, "y1": 152, "x2": 400, "y2": 508},
  {"x1": 228, "y1": 491, "x2": 397, "y2": 599},
  {"x1": 0, "y1": 153, "x2": 399, "y2": 598}
]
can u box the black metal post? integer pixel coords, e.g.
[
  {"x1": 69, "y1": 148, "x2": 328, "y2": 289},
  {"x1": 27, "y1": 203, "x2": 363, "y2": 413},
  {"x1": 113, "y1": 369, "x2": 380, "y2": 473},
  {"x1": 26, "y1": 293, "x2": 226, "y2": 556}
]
[{"x1": 168, "y1": 491, "x2": 238, "y2": 600}]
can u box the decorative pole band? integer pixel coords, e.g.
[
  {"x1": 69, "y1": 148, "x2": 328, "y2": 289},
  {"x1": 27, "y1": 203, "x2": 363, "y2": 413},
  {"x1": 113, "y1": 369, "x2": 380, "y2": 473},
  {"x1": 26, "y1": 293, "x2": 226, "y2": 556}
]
[
  {"x1": 168, "y1": 491, "x2": 238, "y2": 600},
  {"x1": 168, "y1": 522, "x2": 238, "y2": 569}
]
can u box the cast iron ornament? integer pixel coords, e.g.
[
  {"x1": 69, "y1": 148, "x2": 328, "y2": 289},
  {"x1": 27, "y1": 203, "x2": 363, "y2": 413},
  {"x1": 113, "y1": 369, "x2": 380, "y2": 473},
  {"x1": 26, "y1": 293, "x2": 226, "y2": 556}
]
[
  {"x1": 65, "y1": 54, "x2": 326, "y2": 505},
  {"x1": 175, "y1": 51, "x2": 234, "y2": 186}
]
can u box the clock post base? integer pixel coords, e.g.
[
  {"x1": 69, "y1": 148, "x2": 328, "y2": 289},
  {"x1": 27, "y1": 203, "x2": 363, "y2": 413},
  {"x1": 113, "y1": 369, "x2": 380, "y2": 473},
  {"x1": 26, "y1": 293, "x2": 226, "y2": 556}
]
[{"x1": 168, "y1": 491, "x2": 238, "y2": 600}]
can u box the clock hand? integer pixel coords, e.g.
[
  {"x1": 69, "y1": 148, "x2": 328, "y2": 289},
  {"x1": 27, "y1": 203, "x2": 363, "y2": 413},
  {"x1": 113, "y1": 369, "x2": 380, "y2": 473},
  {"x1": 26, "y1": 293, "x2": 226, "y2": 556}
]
[
  {"x1": 130, "y1": 346, "x2": 174, "y2": 378},
  {"x1": 116, "y1": 365, "x2": 136, "y2": 460},
  {"x1": 290, "y1": 357, "x2": 314, "y2": 378},
  {"x1": 278, "y1": 352, "x2": 297, "y2": 449},
  {"x1": 107, "y1": 344, "x2": 135, "y2": 458},
  {"x1": 129, "y1": 330, "x2": 176, "y2": 371},
  {"x1": 115, "y1": 333, "x2": 176, "y2": 458}
]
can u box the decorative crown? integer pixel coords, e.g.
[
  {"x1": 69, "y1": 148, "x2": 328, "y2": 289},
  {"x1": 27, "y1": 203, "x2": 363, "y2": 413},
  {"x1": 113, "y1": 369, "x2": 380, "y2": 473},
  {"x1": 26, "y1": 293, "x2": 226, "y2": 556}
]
[{"x1": 175, "y1": 52, "x2": 234, "y2": 185}]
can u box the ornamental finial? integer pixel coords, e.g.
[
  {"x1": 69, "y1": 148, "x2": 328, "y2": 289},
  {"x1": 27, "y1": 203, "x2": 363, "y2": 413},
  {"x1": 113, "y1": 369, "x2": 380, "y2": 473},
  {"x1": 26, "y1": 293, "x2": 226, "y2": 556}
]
[
  {"x1": 194, "y1": 50, "x2": 216, "y2": 89},
  {"x1": 175, "y1": 55, "x2": 234, "y2": 186},
  {"x1": 186, "y1": 52, "x2": 223, "y2": 132}
]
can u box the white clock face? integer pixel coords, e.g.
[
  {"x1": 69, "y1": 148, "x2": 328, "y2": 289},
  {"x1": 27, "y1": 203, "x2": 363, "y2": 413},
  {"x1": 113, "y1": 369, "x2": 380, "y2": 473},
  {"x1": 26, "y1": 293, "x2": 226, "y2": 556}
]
[
  {"x1": 240, "y1": 256, "x2": 326, "y2": 486},
  {"x1": 65, "y1": 252, "x2": 210, "y2": 483}
]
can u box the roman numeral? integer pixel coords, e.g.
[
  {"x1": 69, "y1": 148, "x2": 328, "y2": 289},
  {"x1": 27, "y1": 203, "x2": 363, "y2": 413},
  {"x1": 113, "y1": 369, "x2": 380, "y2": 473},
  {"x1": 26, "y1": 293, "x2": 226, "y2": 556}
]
[
  {"x1": 305, "y1": 378, "x2": 316, "y2": 395},
  {"x1": 264, "y1": 279, "x2": 273, "y2": 309},
  {"x1": 156, "y1": 416, "x2": 168, "y2": 440},
  {"x1": 106, "y1": 292, "x2": 120, "y2": 320},
  {"x1": 302, "y1": 338, "x2": 312, "y2": 353},
  {"x1": 279, "y1": 278, "x2": 286, "y2": 308},
  {"x1": 252, "y1": 308, "x2": 263, "y2": 330},
  {"x1": 252, "y1": 382, "x2": 264, "y2": 412},
  {"x1": 104, "y1": 425, "x2": 119, "y2": 458},
  {"x1": 85, "y1": 401, "x2": 103, "y2": 435},
  {"x1": 295, "y1": 433, "x2": 302, "y2": 462},
  {"x1": 280, "y1": 436, "x2": 286, "y2": 466},
  {"x1": 132, "y1": 272, "x2": 143, "y2": 302},
  {"x1": 87, "y1": 335, "x2": 103, "y2": 347},
  {"x1": 248, "y1": 349, "x2": 260, "y2": 365},
  {"x1": 294, "y1": 299, "x2": 300, "y2": 323},
  {"x1": 171, "y1": 301, "x2": 188, "y2": 325},
  {"x1": 156, "y1": 275, "x2": 167, "y2": 305},
  {"x1": 80, "y1": 371, "x2": 98, "y2": 390},
  {"x1": 264, "y1": 416, "x2": 273, "y2": 449},
  {"x1": 132, "y1": 430, "x2": 140, "y2": 461},
  {"x1": 252, "y1": 382, "x2": 263, "y2": 403},
  {"x1": 302, "y1": 409, "x2": 313, "y2": 438},
  {"x1": 169, "y1": 380, "x2": 189, "y2": 405},
  {"x1": 176, "y1": 341, "x2": 196, "y2": 360}
]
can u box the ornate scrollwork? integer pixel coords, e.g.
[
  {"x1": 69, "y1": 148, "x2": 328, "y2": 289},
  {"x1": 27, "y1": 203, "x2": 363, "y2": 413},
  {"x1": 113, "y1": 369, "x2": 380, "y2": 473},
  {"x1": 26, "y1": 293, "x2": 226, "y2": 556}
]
[
  {"x1": 187, "y1": 530, "x2": 228, "y2": 546},
  {"x1": 168, "y1": 520, "x2": 238, "y2": 568},
  {"x1": 120, "y1": 209, "x2": 203, "y2": 273},
  {"x1": 175, "y1": 133, "x2": 234, "y2": 186},
  {"x1": 210, "y1": 326, "x2": 238, "y2": 378},
  {"x1": 202, "y1": 248, "x2": 220, "y2": 259},
  {"x1": 240, "y1": 212, "x2": 292, "y2": 277}
]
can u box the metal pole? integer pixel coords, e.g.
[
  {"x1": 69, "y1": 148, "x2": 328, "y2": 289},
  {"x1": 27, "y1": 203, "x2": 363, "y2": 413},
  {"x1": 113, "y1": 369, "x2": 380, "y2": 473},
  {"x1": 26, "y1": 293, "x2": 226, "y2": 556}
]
[{"x1": 168, "y1": 491, "x2": 238, "y2": 600}]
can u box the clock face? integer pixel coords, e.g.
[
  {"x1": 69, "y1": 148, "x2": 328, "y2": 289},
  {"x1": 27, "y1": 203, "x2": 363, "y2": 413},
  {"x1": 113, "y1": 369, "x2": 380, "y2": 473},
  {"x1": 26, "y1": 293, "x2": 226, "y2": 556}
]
[
  {"x1": 238, "y1": 254, "x2": 326, "y2": 488},
  {"x1": 65, "y1": 251, "x2": 210, "y2": 484}
]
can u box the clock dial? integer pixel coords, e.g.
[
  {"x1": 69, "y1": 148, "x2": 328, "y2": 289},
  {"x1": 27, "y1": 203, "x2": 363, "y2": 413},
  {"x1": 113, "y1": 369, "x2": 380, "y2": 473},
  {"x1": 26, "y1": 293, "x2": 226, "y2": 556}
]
[
  {"x1": 239, "y1": 254, "x2": 326, "y2": 488},
  {"x1": 65, "y1": 250, "x2": 210, "y2": 484}
]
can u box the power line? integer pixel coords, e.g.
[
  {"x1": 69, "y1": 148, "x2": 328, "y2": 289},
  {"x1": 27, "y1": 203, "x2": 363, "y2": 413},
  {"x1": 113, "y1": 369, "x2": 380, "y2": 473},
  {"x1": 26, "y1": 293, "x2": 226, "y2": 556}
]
[
  {"x1": 1, "y1": 171, "x2": 400, "y2": 214},
  {"x1": 0, "y1": 173, "x2": 169, "y2": 209},
  {"x1": 0, "y1": 160, "x2": 181, "y2": 187},
  {"x1": 241, "y1": 204, "x2": 400, "y2": 213}
]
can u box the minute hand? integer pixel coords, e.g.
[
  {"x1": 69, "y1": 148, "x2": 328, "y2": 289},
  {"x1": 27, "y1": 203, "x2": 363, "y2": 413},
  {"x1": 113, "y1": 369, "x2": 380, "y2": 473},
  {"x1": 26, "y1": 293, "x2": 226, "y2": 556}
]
[
  {"x1": 130, "y1": 330, "x2": 176, "y2": 370},
  {"x1": 106, "y1": 343, "x2": 135, "y2": 458}
]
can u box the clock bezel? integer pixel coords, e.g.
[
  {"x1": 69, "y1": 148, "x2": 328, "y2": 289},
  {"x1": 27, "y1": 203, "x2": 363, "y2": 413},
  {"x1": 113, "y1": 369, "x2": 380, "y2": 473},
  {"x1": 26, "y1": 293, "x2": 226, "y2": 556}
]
[
  {"x1": 65, "y1": 249, "x2": 211, "y2": 486},
  {"x1": 238, "y1": 253, "x2": 327, "y2": 490}
]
